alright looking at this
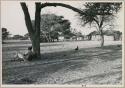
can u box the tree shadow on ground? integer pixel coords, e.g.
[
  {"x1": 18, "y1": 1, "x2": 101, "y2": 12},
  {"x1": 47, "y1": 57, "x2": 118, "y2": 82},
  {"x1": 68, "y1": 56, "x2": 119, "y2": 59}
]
[
  {"x1": 2, "y1": 44, "x2": 122, "y2": 84},
  {"x1": 40, "y1": 44, "x2": 122, "y2": 62},
  {"x1": 6, "y1": 77, "x2": 35, "y2": 84},
  {"x1": 63, "y1": 71, "x2": 122, "y2": 84}
]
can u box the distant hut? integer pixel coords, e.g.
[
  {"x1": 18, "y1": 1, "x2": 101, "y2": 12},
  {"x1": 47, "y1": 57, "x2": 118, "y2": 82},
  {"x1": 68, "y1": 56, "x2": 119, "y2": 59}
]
[
  {"x1": 71, "y1": 32, "x2": 84, "y2": 41},
  {"x1": 87, "y1": 30, "x2": 122, "y2": 41}
]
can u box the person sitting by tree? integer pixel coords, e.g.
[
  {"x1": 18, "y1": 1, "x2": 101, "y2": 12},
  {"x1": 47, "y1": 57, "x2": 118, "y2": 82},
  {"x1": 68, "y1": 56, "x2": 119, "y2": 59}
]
[
  {"x1": 14, "y1": 46, "x2": 35, "y2": 61},
  {"x1": 24, "y1": 46, "x2": 35, "y2": 61},
  {"x1": 14, "y1": 51, "x2": 25, "y2": 62}
]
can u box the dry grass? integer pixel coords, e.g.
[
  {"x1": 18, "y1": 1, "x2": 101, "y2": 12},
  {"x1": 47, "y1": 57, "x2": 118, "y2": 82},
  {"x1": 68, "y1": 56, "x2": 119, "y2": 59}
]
[{"x1": 2, "y1": 40, "x2": 122, "y2": 84}]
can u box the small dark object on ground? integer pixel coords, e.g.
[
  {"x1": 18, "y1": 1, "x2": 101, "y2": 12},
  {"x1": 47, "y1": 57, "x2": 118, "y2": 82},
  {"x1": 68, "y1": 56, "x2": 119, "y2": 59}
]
[
  {"x1": 117, "y1": 45, "x2": 121, "y2": 48},
  {"x1": 64, "y1": 54, "x2": 66, "y2": 56},
  {"x1": 75, "y1": 46, "x2": 79, "y2": 51}
]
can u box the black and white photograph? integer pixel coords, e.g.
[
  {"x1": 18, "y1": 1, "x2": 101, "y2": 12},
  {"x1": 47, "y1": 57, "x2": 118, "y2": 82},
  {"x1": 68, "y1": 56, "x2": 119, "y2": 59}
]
[{"x1": 1, "y1": 0, "x2": 124, "y2": 87}]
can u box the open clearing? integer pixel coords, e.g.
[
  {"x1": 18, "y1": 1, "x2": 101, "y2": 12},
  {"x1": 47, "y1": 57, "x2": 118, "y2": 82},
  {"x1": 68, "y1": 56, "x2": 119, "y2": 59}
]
[{"x1": 2, "y1": 40, "x2": 122, "y2": 84}]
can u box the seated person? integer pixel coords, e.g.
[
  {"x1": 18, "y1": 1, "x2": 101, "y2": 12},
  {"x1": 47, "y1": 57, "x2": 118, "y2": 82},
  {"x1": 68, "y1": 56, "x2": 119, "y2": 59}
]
[
  {"x1": 14, "y1": 51, "x2": 25, "y2": 61},
  {"x1": 24, "y1": 46, "x2": 35, "y2": 61},
  {"x1": 14, "y1": 46, "x2": 35, "y2": 61}
]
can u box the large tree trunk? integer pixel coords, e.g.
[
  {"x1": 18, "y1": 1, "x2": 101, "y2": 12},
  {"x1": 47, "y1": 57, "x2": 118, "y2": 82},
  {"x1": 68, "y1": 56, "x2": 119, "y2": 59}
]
[
  {"x1": 34, "y1": 3, "x2": 41, "y2": 58},
  {"x1": 21, "y1": 3, "x2": 41, "y2": 59},
  {"x1": 31, "y1": 34, "x2": 40, "y2": 59}
]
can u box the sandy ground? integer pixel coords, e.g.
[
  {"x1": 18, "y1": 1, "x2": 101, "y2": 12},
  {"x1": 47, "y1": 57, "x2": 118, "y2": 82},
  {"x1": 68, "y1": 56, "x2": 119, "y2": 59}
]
[{"x1": 2, "y1": 40, "x2": 122, "y2": 85}]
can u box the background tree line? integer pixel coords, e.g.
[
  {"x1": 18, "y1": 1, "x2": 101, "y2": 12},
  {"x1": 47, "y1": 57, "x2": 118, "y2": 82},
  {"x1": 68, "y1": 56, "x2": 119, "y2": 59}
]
[{"x1": 32, "y1": 14, "x2": 74, "y2": 42}]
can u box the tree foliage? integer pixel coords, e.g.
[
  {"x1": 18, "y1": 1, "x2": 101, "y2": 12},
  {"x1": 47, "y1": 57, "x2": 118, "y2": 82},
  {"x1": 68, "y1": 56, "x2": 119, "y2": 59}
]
[
  {"x1": 32, "y1": 14, "x2": 72, "y2": 42},
  {"x1": 12, "y1": 35, "x2": 24, "y2": 40},
  {"x1": 79, "y1": 2, "x2": 122, "y2": 47},
  {"x1": 80, "y1": 3, "x2": 122, "y2": 26},
  {"x1": 2, "y1": 28, "x2": 9, "y2": 40}
]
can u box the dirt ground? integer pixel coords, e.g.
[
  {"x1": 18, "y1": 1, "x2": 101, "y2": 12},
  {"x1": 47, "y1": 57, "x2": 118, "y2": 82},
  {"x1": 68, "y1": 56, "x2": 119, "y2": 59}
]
[{"x1": 2, "y1": 40, "x2": 122, "y2": 85}]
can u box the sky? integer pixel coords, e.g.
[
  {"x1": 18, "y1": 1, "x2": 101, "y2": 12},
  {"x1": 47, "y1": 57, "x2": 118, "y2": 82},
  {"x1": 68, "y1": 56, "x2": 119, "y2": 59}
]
[{"x1": 1, "y1": 1, "x2": 124, "y2": 36}]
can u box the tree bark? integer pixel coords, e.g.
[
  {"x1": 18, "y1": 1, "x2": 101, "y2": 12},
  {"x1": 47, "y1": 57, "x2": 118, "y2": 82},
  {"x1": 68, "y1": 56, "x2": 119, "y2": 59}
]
[
  {"x1": 21, "y1": 2, "x2": 41, "y2": 59},
  {"x1": 95, "y1": 15, "x2": 104, "y2": 47},
  {"x1": 31, "y1": 34, "x2": 40, "y2": 58},
  {"x1": 33, "y1": 3, "x2": 41, "y2": 58},
  {"x1": 100, "y1": 30, "x2": 104, "y2": 47},
  {"x1": 20, "y1": 3, "x2": 34, "y2": 39},
  {"x1": 40, "y1": 3, "x2": 85, "y2": 15}
]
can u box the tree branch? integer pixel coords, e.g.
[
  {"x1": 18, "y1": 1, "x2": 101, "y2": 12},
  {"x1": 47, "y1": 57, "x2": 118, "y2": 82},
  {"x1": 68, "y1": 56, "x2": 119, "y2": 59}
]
[
  {"x1": 93, "y1": 18, "x2": 99, "y2": 27},
  {"x1": 40, "y1": 3, "x2": 86, "y2": 15},
  {"x1": 20, "y1": 2, "x2": 34, "y2": 35},
  {"x1": 99, "y1": 16, "x2": 104, "y2": 28}
]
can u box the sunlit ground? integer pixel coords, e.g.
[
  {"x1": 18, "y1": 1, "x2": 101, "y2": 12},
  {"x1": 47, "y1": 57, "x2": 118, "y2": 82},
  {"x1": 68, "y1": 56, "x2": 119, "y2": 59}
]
[{"x1": 2, "y1": 40, "x2": 122, "y2": 84}]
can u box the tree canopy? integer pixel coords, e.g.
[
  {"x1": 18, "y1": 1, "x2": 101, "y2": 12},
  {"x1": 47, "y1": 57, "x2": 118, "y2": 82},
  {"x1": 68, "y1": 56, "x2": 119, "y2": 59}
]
[
  {"x1": 79, "y1": 2, "x2": 122, "y2": 26},
  {"x1": 32, "y1": 14, "x2": 72, "y2": 42},
  {"x1": 79, "y1": 2, "x2": 122, "y2": 47}
]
